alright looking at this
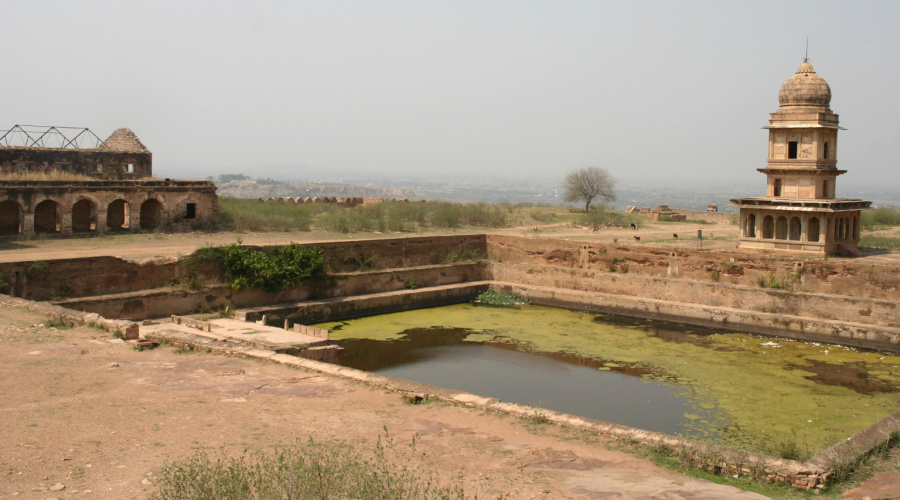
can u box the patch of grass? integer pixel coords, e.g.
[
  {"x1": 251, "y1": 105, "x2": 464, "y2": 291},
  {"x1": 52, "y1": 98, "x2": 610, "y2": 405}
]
[
  {"x1": 755, "y1": 271, "x2": 802, "y2": 291},
  {"x1": 860, "y1": 235, "x2": 900, "y2": 252},
  {"x1": 152, "y1": 435, "x2": 470, "y2": 500},
  {"x1": 576, "y1": 205, "x2": 642, "y2": 228},
  {"x1": 218, "y1": 197, "x2": 318, "y2": 232},
  {"x1": 44, "y1": 315, "x2": 76, "y2": 329},
  {"x1": 526, "y1": 401, "x2": 551, "y2": 425}
]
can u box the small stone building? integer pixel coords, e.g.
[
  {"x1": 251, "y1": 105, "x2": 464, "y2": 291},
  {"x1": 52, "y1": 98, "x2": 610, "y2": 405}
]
[
  {"x1": 0, "y1": 126, "x2": 217, "y2": 235},
  {"x1": 731, "y1": 61, "x2": 870, "y2": 255}
]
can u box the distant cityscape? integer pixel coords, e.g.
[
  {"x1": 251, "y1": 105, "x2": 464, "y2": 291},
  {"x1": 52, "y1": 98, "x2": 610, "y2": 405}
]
[{"x1": 209, "y1": 171, "x2": 900, "y2": 213}]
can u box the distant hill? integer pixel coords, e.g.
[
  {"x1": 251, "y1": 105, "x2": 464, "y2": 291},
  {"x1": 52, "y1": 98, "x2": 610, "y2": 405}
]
[{"x1": 216, "y1": 180, "x2": 415, "y2": 200}]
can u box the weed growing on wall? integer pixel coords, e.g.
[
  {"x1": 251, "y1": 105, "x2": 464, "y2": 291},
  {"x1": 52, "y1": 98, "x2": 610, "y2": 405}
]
[
  {"x1": 220, "y1": 243, "x2": 325, "y2": 293},
  {"x1": 192, "y1": 241, "x2": 326, "y2": 293},
  {"x1": 438, "y1": 247, "x2": 487, "y2": 264}
]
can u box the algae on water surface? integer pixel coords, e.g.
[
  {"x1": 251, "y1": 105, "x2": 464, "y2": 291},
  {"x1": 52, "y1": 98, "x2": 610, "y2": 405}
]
[{"x1": 317, "y1": 303, "x2": 900, "y2": 454}]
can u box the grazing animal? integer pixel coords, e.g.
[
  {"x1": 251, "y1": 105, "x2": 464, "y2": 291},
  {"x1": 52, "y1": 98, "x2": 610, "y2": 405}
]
[
  {"x1": 673, "y1": 233, "x2": 678, "y2": 240},
  {"x1": 613, "y1": 238, "x2": 618, "y2": 243},
  {"x1": 592, "y1": 225, "x2": 599, "y2": 233},
  {"x1": 630, "y1": 223, "x2": 637, "y2": 230},
  {"x1": 634, "y1": 235, "x2": 641, "y2": 242}
]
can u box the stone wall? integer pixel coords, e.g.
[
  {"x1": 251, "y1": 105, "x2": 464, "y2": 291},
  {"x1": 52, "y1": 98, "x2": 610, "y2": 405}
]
[
  {"x1": 54, "y1": 263, "x2": 488, "y2": 320},
  {"x1": 486, "y1": 235, "x2": 900, "y2": 301},
  {"x1": 0, "y1": 256, "x2": 220, "y2": 301},
  {"x1": 0, "y1": 146, "x2": 152, "y2": 179},
  {"x1": 663, "y1": 209, "x2": 735, "y2": 224},
  {"x1": 489, "y1": 263, "x2": 897, "y2": 328}
]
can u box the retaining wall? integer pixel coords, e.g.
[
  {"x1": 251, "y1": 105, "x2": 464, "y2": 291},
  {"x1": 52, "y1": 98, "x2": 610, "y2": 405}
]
[
  {"x1": 486, "y1": 235, "x2": 900, "y2": 301},
  {"x1": 55, "y1": 263, "x2": 487, "y2": 320},
  {"x1": 489, "y1": 262, "x2": 897, "y2": 328},
  {"x1": 0, "y1": 234, "x2": 488, "y2": 300}
]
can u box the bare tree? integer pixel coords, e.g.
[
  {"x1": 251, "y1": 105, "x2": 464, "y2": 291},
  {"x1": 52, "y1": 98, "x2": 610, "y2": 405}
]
[{"x1": 561, "y1": 166, "x2": 616, "y2": 211}]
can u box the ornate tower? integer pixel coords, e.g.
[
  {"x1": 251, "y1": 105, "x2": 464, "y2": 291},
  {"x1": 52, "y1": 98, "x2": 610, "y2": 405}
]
[{"x1": 731, "y1": 60, "x2": 870, "y2": 255}]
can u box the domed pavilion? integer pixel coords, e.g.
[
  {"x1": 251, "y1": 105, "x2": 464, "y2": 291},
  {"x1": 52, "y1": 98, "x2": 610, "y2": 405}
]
[{"x1": 730, "y1": 60, "x2": 870, "y2": 255}]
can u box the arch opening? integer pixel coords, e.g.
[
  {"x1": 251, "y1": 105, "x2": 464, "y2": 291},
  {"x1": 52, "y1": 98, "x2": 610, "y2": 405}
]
[
  {"x1": 72, "y1": 199, "x2": 97, "y2": 233},
  {"x1": 107, "y1": 199, "x2": 130, "y2": 231},
  {"x1": 789, "y1": 217, "x2": 801, "y2": 241},
  {"x1": 808, "y1": 217, "x2": 820, "y2": 242},
  {"x1": 0, "y1": 200, "x2": 22, "y2": 235},
  {"x1": 34, "y1": 200, "x2": 60, "y2": 233},
  {"x1": 775, "y1": 216, "x2": 788, "y2": 240},
  {"x1": 762, "y1": 215, "x2": 775, "y2": 239},
  {"x1": 140, "y1": 199, "x2": 164, "y2": 230}
]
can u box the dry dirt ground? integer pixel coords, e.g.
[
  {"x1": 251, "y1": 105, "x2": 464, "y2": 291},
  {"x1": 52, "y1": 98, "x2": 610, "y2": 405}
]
[{"x1": 0, "y1": 305, "x2": 772, "y2": 500}]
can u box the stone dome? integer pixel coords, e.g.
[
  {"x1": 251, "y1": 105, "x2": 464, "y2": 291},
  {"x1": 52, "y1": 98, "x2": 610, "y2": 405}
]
[{"x1": 778, "y1": 60, "x2": 831, "y2": 107}]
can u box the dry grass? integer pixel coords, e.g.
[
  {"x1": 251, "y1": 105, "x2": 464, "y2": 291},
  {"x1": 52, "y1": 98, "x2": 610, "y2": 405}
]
[{"x1": 0, "y1": 171, "x2": 96, "y2": 181}]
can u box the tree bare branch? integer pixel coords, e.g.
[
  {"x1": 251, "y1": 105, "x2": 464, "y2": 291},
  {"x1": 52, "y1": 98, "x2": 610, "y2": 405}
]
[{"x1": 561, "y1": 167, "x2": 616, "y2": 212}]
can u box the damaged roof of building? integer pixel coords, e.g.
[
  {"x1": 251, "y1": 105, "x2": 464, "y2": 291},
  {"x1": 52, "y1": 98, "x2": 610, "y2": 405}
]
[{"x1": 0, "y1": 125, "x2": 149, "y2": 152}]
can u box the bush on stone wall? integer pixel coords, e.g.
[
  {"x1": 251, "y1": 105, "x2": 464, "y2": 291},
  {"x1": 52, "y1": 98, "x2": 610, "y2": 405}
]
[{"x1": 201, "y1": 242, "x2": 326, "y2": 293}]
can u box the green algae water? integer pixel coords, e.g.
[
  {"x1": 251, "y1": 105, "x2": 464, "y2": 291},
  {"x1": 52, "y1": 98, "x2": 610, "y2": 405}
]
[{"x1": 316, "y1": 303, "x2": 900, "y2": 454}]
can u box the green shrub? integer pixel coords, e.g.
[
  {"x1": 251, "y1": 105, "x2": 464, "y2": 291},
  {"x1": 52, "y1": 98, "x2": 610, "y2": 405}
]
[
  {"x1": 221, "y1": 243, "x2": 325, "y2": 293},
  {"x1": 861, "y1": 206, "x2": 900, "y2": 229},
  {"x1": 45, "y1": 315, "x2": 76, "y2": 329},
  {"x1": 474, "y1": 290, "x2": 529, "y2": 306}
]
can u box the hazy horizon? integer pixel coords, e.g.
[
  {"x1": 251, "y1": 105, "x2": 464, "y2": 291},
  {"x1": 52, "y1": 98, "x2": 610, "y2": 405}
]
[{"x1": 4, "y1": 1, "x2": 899, "y2": 191}]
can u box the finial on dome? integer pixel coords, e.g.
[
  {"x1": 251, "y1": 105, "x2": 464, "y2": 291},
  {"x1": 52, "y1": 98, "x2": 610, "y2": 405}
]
[
  {"x1": 804, "y1": 37, "x2": 809, "y2": 63},
  {"x1": 797, "y1": 60, "x2": 815, "y2": 74}
]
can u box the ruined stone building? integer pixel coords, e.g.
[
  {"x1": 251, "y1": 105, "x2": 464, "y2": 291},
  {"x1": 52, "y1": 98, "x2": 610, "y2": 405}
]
[
  {"x1": 0, "y1": 125, "x2": 217, "y2": 235},
  {"x1": 731, "y1": 61, "x2": 870, "y2": 255}
]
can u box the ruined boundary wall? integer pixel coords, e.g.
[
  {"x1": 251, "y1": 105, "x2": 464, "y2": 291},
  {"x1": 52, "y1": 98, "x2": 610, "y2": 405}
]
[
  {"x1": 0, "y1": 146, "x2": 152, "y2": 179},
  {"x1": 647, "y1": 209, "x2": 735, "y2": 224},
  {"x1": 0, "y1": 234, "x2": 488, "y2": 301}
]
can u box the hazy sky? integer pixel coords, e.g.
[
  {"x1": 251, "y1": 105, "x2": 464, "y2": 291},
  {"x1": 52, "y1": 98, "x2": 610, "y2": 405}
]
[{"x1": 3, "y1": 1, "x2": 899, "y2": 189}]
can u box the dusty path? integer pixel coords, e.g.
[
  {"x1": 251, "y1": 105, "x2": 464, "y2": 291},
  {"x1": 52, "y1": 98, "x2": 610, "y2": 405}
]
[
  {"x1": 0, "y1": 219, "x2": 742, "y2": 264},
  {"x1": 0, "y1": 305, "x2": 773, "y2": 499}
]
